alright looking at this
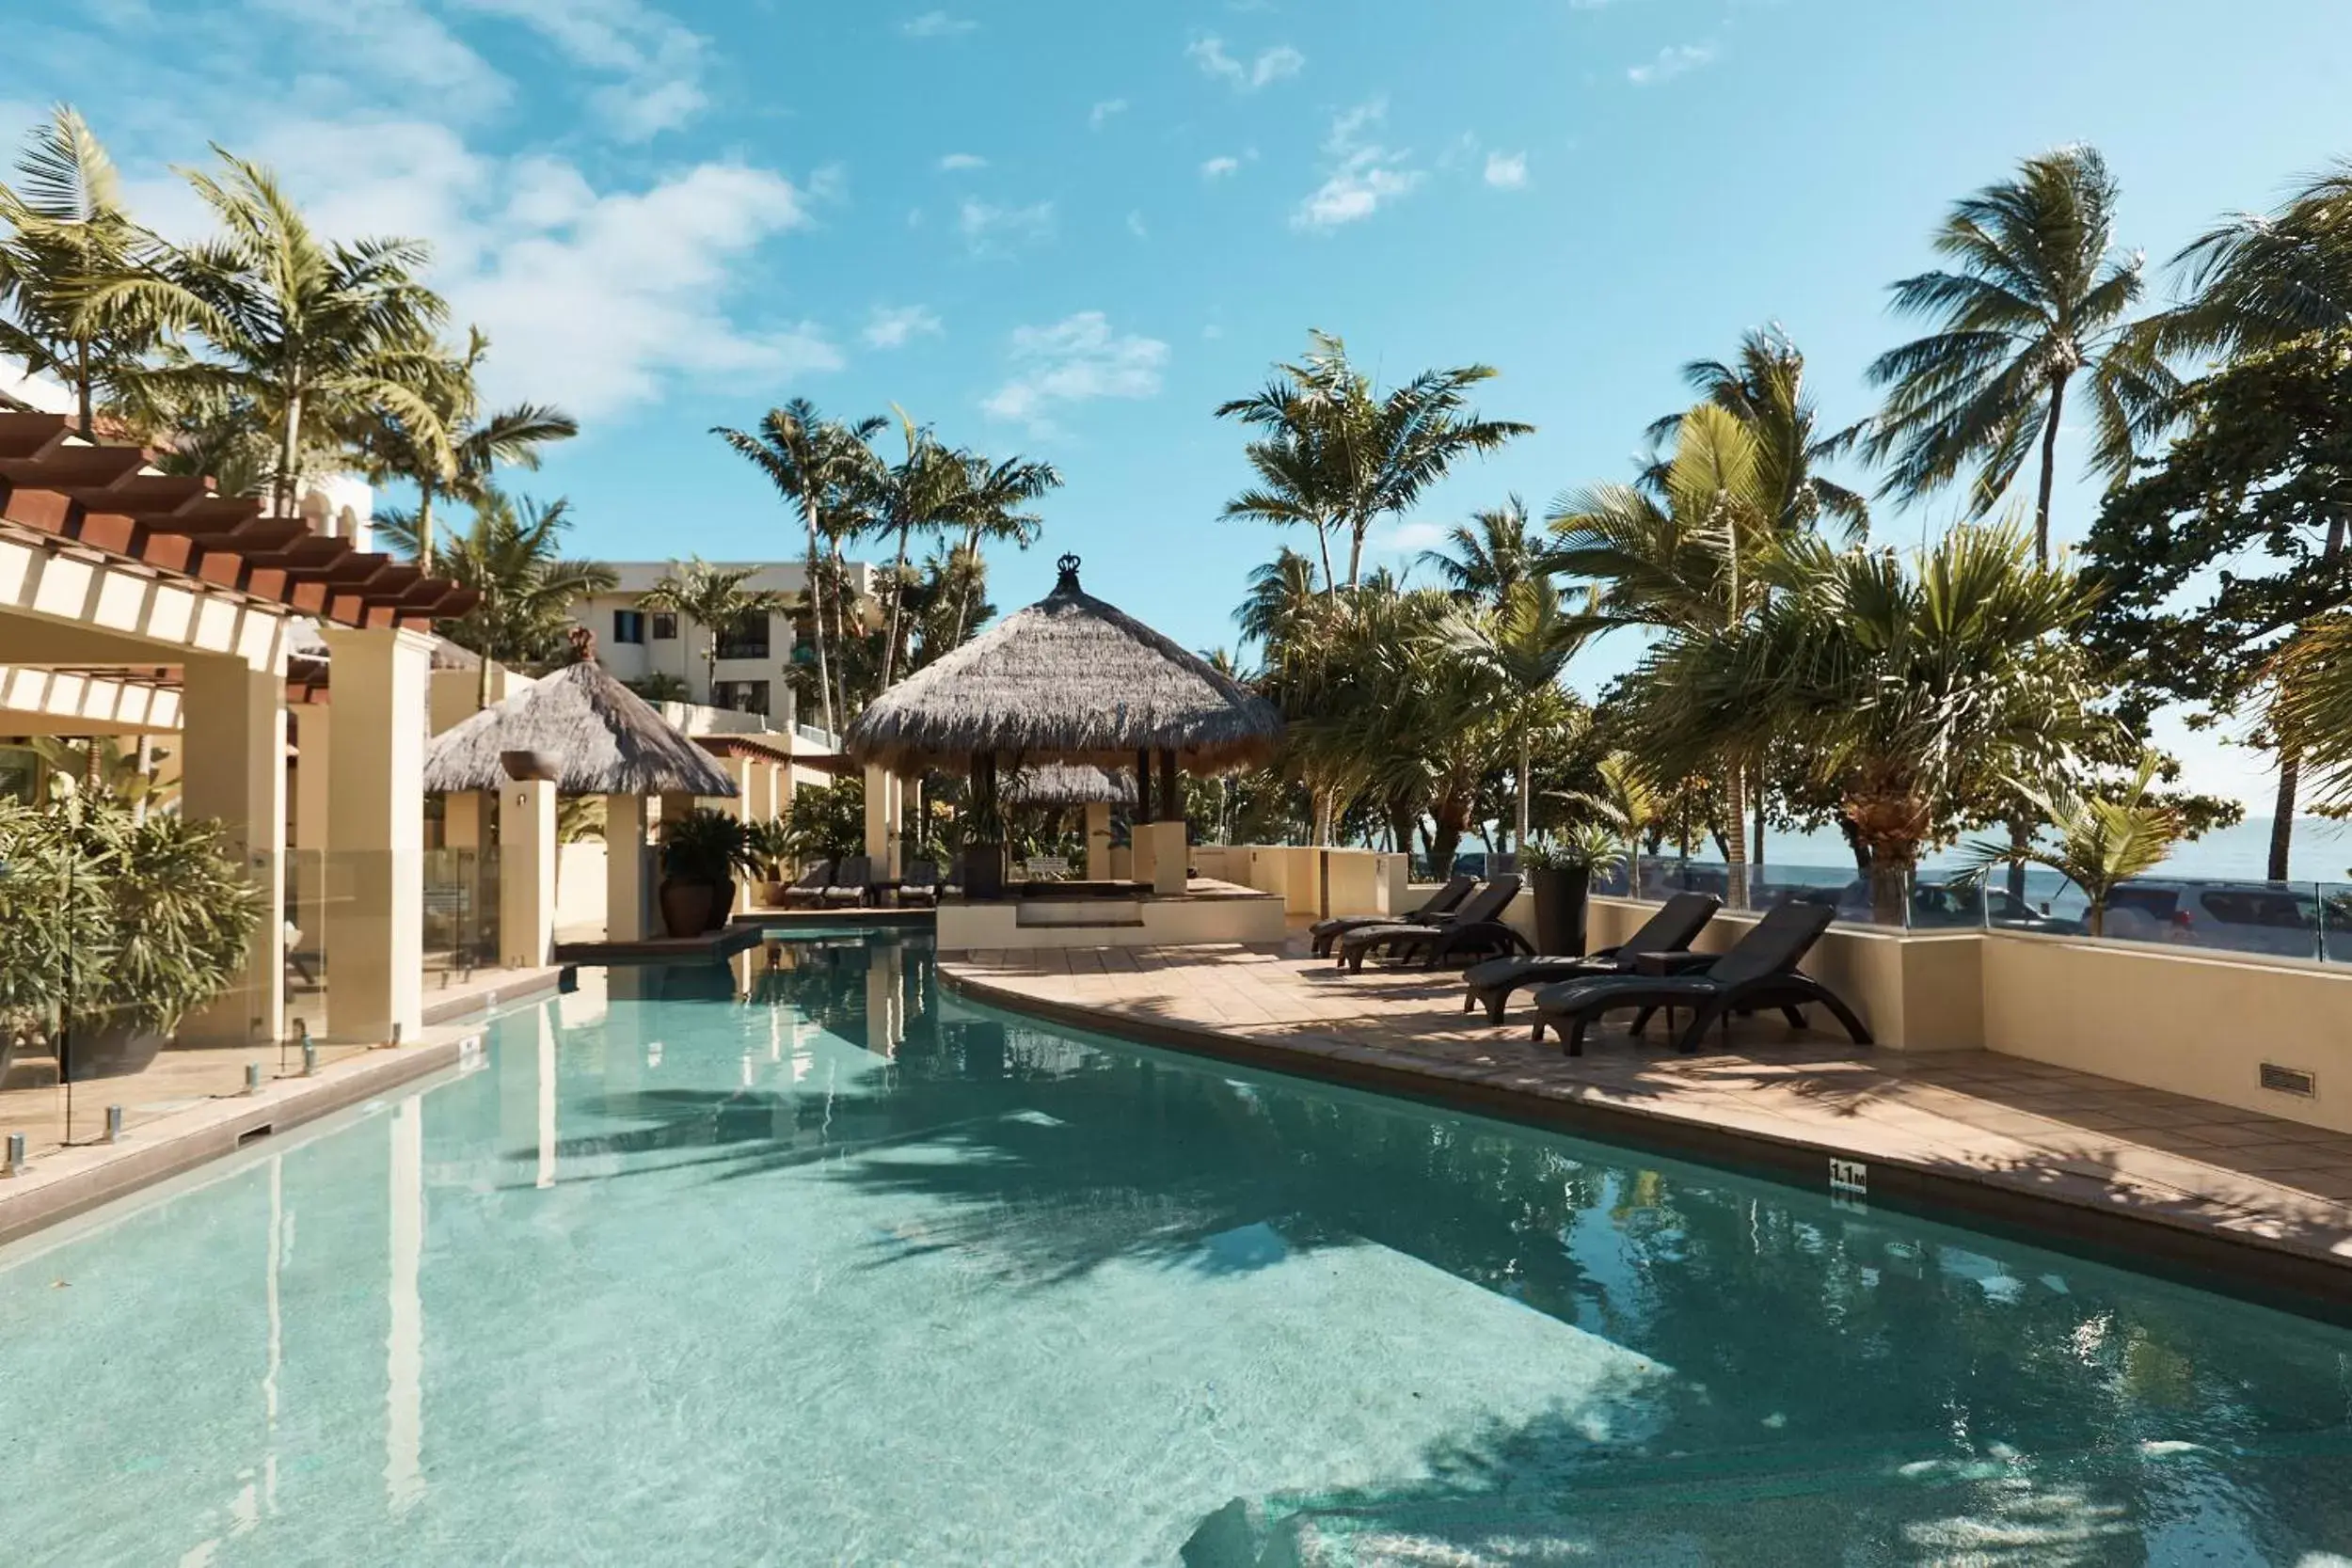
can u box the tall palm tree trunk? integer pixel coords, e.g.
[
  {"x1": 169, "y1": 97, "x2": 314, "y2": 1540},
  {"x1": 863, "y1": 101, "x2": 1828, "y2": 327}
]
[
  {"x1": 2032, "y1": 373, "x2": 2069, "y2": 567},
  {"x1": 1723, "y1": 769, "x2": 1749, "y2": 909},
  {"x1": 74, "y1": 339, "x2": 94, "y2": 441},
  {"x1": 2269, "y1": 510, "x2": 2346, "y2": 879},
  {"x1": 799, "y1": 498, "x2": 836, "y2": 737},
  {"x1": 880, "y1": 521, "x2": 913, "y2": 689},
  {"x1": 278, "y1": 377, "x2": 306, "y2": 521},
  {"x1": 1751, "y1": 764, "x2": 1765, "y2": 867},
  {"x1": 414, "y1": 482, "x2": 437, "y2": 570},
  {"x1": 1314, "y1": 524, "x2": 1337, "y2": 600},
  {"x1": 1515, "y1": 739, "x2": 1533, "y2": 863}
]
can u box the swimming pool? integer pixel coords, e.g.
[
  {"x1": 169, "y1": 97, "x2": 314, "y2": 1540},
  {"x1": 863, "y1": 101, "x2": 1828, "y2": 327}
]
[{"x1": 5, "y1": 932, "x2": 2349, "y2": 1564}]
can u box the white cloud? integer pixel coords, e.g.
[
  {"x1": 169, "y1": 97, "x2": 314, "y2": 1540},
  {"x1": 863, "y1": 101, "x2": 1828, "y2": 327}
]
[
  {"x1": 1089, "y1": 99, "x2": 1128, "y2": 129},
  {"x1": 982, "y1": 311, "x2": 1168, "y2": 435},
  {"x1": 864, "y1": 304, "x2": 944, "y2": 349},
  {"x1": 1293, "y1": 100, "x2": 1424, "y2": 232},
  {"x1": 1200, "y1": 156, "x2": 1241, "y2": 181},
  {"x1": 1484, "y1": 150, "x2": 1528, "y2": 189},
  {"x1": 252, "y1": 0, "x2": 511, "y2": 104},
  {"x1": 937, "y1": 152, "x2": 988, "y2": 171},
  {"x1": 1126, "y1": 210, "x2": 1148, "y2": 238},
  {"x1": 1187, "y1": 36, "x2": 1305, "y2": 91},
  {"x1": 959, "y1": 198, "x2": 1056, "y2": 253},
  {"x1": 451, "y1": 0, "x2": 709, "y2": 139},
  {"x1": 1375, "y1": 519, "x2": 1451, "y2": 556},
  {"x1": 898, "y1": 9, "x2": 977, "y2": 39},
  {"x1": 1628, "y1": 41, "x2": 1717, "y2": 86}
]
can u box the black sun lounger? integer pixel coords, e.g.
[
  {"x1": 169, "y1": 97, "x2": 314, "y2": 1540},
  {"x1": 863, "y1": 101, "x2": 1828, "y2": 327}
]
[
  {"x1": 1308, "y1": 874, "x2": 1474, "y2": 958},
  {"x1": 1336, "y1": 876, "x2": 1524, "y2": 971},
  {"x1": 1460, "y1": 891, "x2": 1722, "y2": 1024},
  {"x1": 1527, "y1": 898, "x2": 1870, "y2": 1056},
  {"x1": 781, "y1": 861, "x2": 834, "y2": 909}
]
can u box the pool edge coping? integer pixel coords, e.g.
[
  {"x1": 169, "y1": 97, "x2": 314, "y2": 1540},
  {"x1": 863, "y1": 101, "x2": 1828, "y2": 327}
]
[{"x1": 938, "y1": 960, "x2": 2352, "y2": 1320}]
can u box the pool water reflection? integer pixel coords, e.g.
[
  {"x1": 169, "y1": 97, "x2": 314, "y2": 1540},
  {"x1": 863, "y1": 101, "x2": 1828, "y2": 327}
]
[{"x1": 3, "y1": 932, "x2": 2349, "y2": 1565}]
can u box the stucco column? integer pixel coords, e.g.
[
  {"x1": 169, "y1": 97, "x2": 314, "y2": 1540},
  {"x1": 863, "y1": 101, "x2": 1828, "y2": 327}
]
[
  {"x1": 864, "y1": 764, "x2": 899, "y2": 879},
  {"x1": 1085, "y1": 801, "x2": 1113, "y2": 879},
  {"x1": 605, "y1": 794, "x2": 653, "y2": 942},
  {"x1": 498, "y1": 777, "x2": 556, "y2": 968},
  {"x1": 179, "y1": 654, "x2": 288, "y2": 1044},
  {"x1": 1138, "y1": 821, "x2": 1187, "y2": 896},
  {"x1": 321, "y1": 626, "x2": 432, "y2": 1044},
  {"x1": 443, "y1": 792, "x2": 485, "y2": 850},
  {"x1": 293, "y1": 704, "x2": 331, "y2": 973}
]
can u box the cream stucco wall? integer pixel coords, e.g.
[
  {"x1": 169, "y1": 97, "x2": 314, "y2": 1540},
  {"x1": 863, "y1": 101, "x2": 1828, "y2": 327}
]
[{"x1": 937, "y1": 885, "x2": 1285, "y2": 950}]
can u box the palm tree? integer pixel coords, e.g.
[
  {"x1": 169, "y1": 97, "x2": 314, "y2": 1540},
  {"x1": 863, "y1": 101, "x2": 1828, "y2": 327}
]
[
  {"x1": 1645, "y1": 328, "x2": 1869, "y2": 541},
  {"x1": 1445, "y1": 577, "x2": 1594, "y2": 859},
  {"x1": 432, "y1": 494, "x2": 617, "y2": 705},
  {"x1": 1631, "y1": 522, "x2": 2106, "y2": 923},
  {"x1": 0, "y1": 105, "x2": 162, "y2": 438},
  {"x1": 1419, "y1": 496, "x2": 1548, "y2": 608},
  {"x1": 1563, "y1": 752, "x2": 1665, "y2": 895},
  {"x1": 2267, "y1": 610, "x2": 2352, "y2": 815},
  {"x1": 1217, "y1": 330, "x2": 1532, "y2": 589},
  {"x1": 1866, "y1": 145, "x2": 2175, "y2": 563},
  {"x1": 942, "y1": 451, "x2": 1058, "y2": 648},
  {"x1": 84, "y1": 150, "x2": 451, "y2": 523},
  {"x1": 637, "y1": 558, "x2": 787, "y2": 707},
  {"x1": 365, "y1": 327, "x2": 575, "y2": 570},
  {"x1": 712, "y1": 401, "x2": 885, "y2": 738},
  {"x1": 1957, "y1": 753, "x2": 2182, "y2": 936},
  {"x1": 1549, "y1": 404, "x2": 1779, "y2": 899}
]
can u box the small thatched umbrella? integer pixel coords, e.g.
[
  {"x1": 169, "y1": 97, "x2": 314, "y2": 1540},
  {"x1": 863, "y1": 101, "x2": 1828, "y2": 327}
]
[
  {"x1": 423, "y1": 629, "x2": 739, "y2": 798},
  {"x1": 1001, "y1": 762, "x2": 1136, "y2": 807}
]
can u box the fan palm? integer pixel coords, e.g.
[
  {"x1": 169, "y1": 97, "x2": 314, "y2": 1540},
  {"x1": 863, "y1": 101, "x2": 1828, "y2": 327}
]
[
  {"x1": 712, "y1": 401, "x2": 886, "y2": 737},
  {"x1": 1562, "y1": 752, "x2": 1665, "y2": 895},
  {"x1": 81, "y1": 150, "x2": 451, "y2": 523},
  {"x1": 1645, "y1": 328, "x2": 1869, "y2": 541},
  {"x1": 365, "y1": 327, "x2": 575, "y2": 570},
  {"x1": 433, "y1": 494, "x2": 617, "y2": 705},
  {"x1": 1631, "y1": 522, "x2": 2106, "y2": 923},
  {"x1": 942, "y1": 450, "x2": 1059, "y2": 648},
  {"x1": 1866, "y1": 145, "x2": 2175, "y2": 562},
  {"x1": 1217, "y1": 330, "x2": 1531, "y2": 590},
  {"x1": 1419, "y1": 496, "x2": 1549, "y2": 608},
  {"x1": 0, "y1": 105, "x2": 163, "y2": 438},
  {"x1": 1956, "y1": 754, "x2": 2182, "y2": 936},
  {"x1": 637, "y1": 558, "x2": 787, "y2": 707}
]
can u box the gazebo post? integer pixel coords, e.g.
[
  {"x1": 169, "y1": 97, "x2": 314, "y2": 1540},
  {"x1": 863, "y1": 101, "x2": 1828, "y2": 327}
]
[
  {"x1": 1084, "y1": 800, "x2": 1113, "y2": 878},
  {"x1": 864, "y1": 763, "x2": 901, "y2": 883},
  {"x1": 499, "y1": 766, "x2": 557, "y2": 968},
  {"x1": 605, "y1": 794, "x2": 653, "y2": 942}
]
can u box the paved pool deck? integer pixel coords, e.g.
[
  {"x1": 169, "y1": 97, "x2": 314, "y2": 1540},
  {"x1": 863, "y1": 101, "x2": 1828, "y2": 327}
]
[{"x1": 937, "y1": 935, "x2": 2352, "y2": 1310}]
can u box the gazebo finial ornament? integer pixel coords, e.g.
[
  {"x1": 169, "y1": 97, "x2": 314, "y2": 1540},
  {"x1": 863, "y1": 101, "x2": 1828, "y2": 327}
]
[
  {"x1": 1055, "y1": 553, "x2": 1082, "y2": 593},
  {"x1": 568, "y1": 625, "x2": 598, "y2": 664}
]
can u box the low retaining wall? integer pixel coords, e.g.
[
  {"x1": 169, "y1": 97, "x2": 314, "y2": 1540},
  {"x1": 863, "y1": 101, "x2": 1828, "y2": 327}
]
[
  {"x1": 937, "y1": 883, "x2": 1285, "y2": 950},
  {"x1": 1590, "y1": 895, "x2": 2352, "y2": 1132}
]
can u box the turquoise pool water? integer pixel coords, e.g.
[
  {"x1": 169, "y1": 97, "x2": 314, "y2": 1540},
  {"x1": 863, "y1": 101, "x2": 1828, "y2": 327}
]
[{"x1": 5, "y1": 932, "x2": 2351, "y2": 1565}]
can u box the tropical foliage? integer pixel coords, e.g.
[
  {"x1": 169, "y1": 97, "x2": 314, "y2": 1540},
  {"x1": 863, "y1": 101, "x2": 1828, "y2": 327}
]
[{"x1": 1958, "y1": 754, "x2": 2185, "y2": 936}]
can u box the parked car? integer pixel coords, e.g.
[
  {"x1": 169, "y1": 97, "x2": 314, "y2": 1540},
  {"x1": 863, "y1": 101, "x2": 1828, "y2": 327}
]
[{"x1": 2100, "y1": 881, "x2": 2323, "y2": 958}]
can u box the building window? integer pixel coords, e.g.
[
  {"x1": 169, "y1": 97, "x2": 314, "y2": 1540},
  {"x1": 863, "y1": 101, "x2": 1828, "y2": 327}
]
[
  {"x1": 651, "y1": 612, "x2": 678, "y2": 641},
  {"x1": 612, "y1": 610, "x2": 645, "y2": 645},
  {"x1": 715, "y1": 612, "x2": 771, "y2": 661},
  {"x1": 710, "y1": 680, "x2": 771, "y2": 717}
]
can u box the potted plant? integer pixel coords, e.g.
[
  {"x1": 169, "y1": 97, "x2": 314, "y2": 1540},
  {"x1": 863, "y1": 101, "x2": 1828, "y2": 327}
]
[
  {"x1": 658, "y1": 809, "x2": 756, "y2": 937},
  {"x1": 0, "y1": 798, "x2": 264, "y2": 1080},
  {"x1": 1521, "y1": 824, "x2": 1626, "y2": 958},
  {"x1": 744, "y1": 818, "x2": 795, "y2": 906}
]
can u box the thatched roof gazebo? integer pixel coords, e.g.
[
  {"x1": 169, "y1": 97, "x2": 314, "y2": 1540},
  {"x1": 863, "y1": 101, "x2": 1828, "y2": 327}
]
[
  {"x1": 845, "y1": 555, "x2": 1281, "y2": 775},
  {"x1": 1002, "y1": 762, "x2": 1136, "y2": 807},
  {"x1": 423, "y1": 632, "x2": 738, "y2": 798}
]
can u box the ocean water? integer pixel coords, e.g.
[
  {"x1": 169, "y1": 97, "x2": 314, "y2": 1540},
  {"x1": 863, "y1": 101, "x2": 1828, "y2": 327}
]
[
  {"x1": 2, "y1": 932, "x2": 2349, "y2": 1565},
  {"x1": 1685, "y1": 816, "x2": 2352, "y2": 884}
]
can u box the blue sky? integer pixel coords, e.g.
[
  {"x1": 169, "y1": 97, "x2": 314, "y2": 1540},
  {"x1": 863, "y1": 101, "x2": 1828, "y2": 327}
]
[{"x1": 13, "y1": 0, "x2": 2352, "y2": 803}]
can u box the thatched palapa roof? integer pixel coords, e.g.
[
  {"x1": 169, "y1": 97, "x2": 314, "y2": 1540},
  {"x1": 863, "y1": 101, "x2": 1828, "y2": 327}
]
[
  {"x1": 846, "y1": 555, "x2": 1282, "y2": 773},
  {"x1": 1002, "y1": 762, "x2": 1136, "y2": 806},
  {"x1": 422, "y1": 632, "x2": 739, "y2": 796}
]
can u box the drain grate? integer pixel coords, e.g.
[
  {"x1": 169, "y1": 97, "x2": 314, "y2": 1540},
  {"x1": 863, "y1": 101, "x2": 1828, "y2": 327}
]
[{"x1": 2259, "y1": 1062, "x2": 2316, "y2": 1099}]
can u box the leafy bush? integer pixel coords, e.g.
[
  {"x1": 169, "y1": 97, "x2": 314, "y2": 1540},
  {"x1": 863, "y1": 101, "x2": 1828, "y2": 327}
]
[
  {"x1": 1519, "y1": 824, "x2": 1627, "y2": 876},
  {"x1": 658, "y1": 808, "x2": 758, "y2": 885}
]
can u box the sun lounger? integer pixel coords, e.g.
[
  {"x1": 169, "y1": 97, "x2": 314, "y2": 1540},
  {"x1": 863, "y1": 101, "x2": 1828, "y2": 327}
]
[
  {"x1": 1335, "y1": 876, "x2": 1524, "y2": 971},
  {"x1": 1309, "y1": 874, "x2": 1475, "y2": 958},
  {"x1": 898, "y1": 859, "x2": 941, "y2": 906},
  {"x1": 1460, "y1": 892, "x2": 1721, "y2": 1024},
  {"x1": 781, "y1": 861, "x2": 834, "y2": 909},
  {"x1": 822, "y1": 854, "x2": 873, "y2": 907},
  {"x1": 1527, "y1": 899, "x2": 1869, "y2": 1056}
]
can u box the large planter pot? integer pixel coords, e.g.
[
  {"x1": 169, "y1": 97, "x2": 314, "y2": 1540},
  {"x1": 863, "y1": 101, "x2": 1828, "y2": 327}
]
[
  {"x1": 702, "y1": 877, "x2": 736, "y2": 933},
  {"x1": 1528, "y1": 865, "x2": 1591, "y2": 958},
  {"x1": 964, "y1": 842, "x2": 1008, "y2": 901},
  {"x1": 659, "y1": 878, "x2": 715, "y2": 940},
  {"x1": 62, "y1": 1018, "x2": 171, "y2": 1082}
]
